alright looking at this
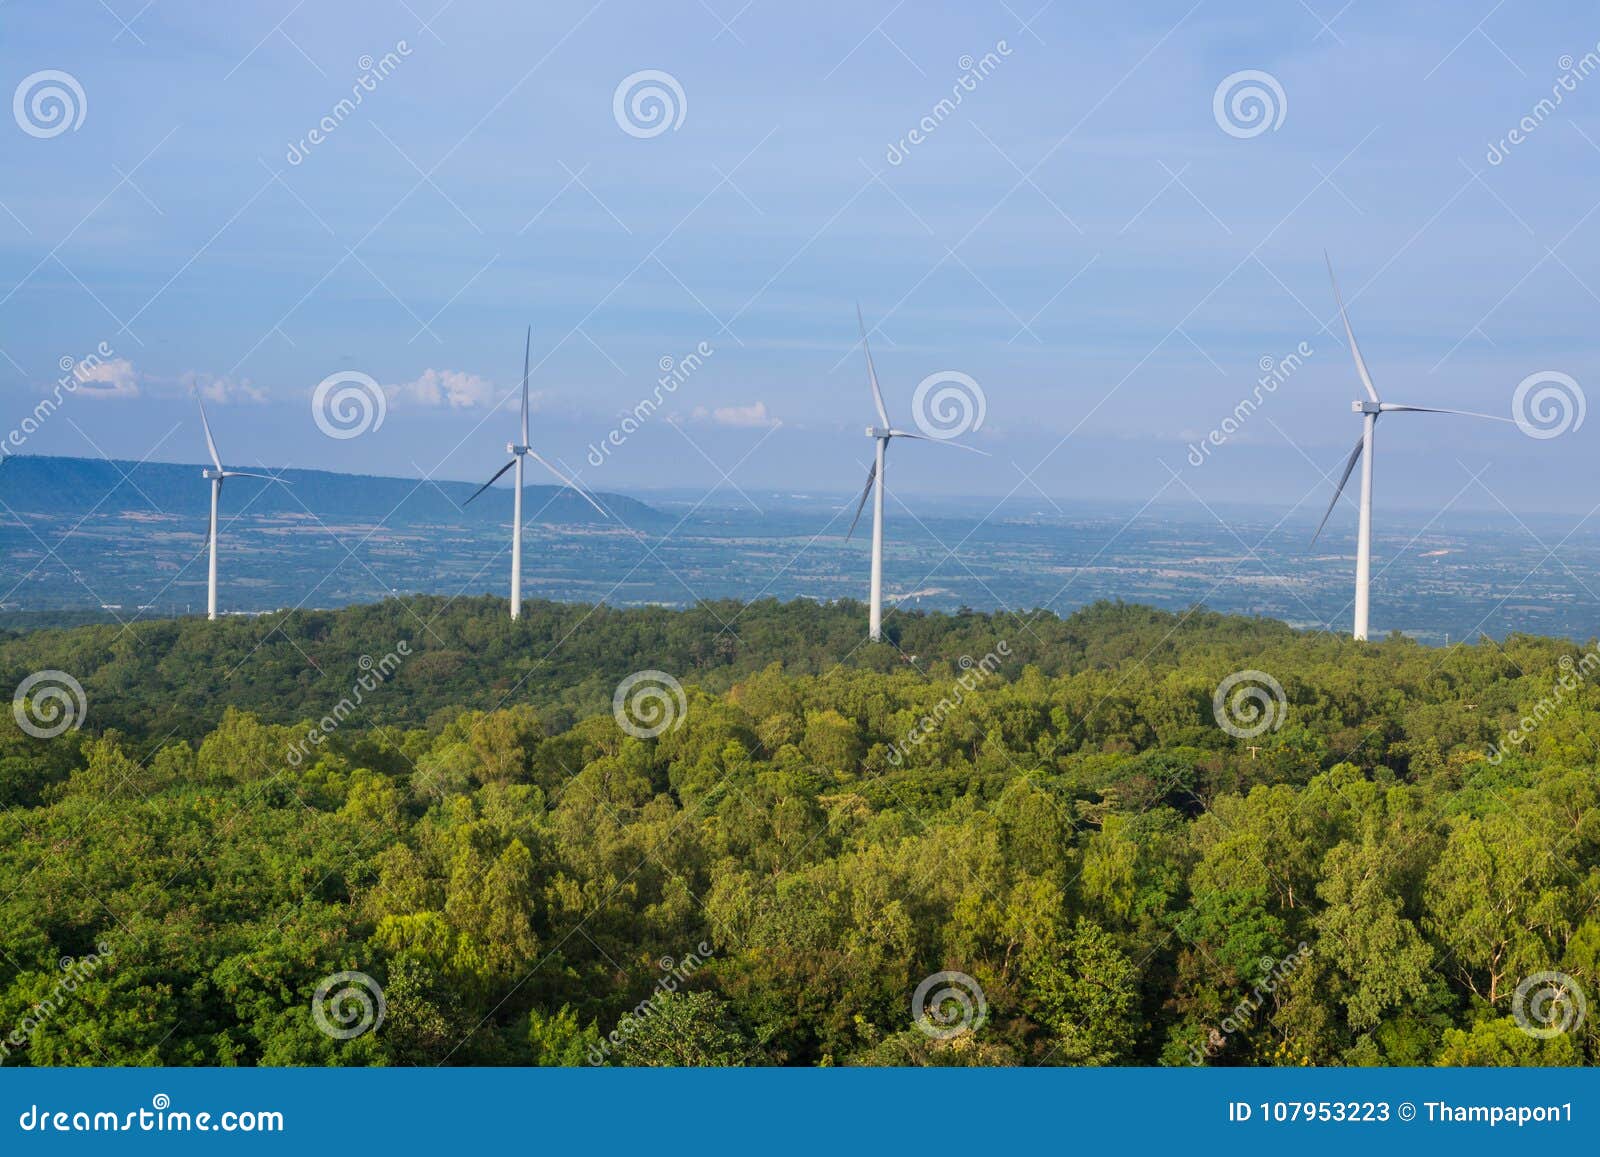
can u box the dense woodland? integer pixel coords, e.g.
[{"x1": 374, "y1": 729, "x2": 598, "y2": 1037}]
[{"x1": 1, "y1": 597, "x2": 1597, "y2": 1066}]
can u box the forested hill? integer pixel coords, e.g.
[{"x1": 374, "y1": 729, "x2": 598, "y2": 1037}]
[
  {"x1": 0, "y1": 593, "x2": 1591, "y2": 763},
  {"x1": 2, "y1": 597, "x2": 1597, "y2": 1068},
  {"x1": 0, "y1": 454, "x2": 660, "y2": 525}
]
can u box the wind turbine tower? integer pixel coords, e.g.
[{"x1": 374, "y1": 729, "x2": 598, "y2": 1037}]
[
  {"x1": 1315, "y1": 256, "x2": 1512, "y2": 640},
  {"x1": 847, "y1": 306, "x2": 985, "y2": 641},
  {"x1": 198, "y1": 400, "x2": 290, "y2": 621},
  {"x1": 465, "y1": 328, "x2": 609, "y2": 620}
]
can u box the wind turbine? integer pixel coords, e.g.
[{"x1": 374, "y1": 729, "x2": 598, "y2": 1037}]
[
  {"x1": 1313, "y1": 255, "x2": 1511, "y2": 641},
  {"x1": 465, "y1": 327, "x2": 609, "y2": 621},
  {"x1": 198, "y1": 399, "x2": 290, "y2": 621},
  {"x1": 846, "y1": 306, "x2": 985, "y2": 642}
]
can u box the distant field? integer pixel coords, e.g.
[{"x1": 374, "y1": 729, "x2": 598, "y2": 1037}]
[{"x1": 3, "y1": 490, "x2": 1598, "y2": 643}]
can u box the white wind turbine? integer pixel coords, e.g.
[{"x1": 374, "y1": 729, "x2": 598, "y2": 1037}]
[
  {"x1": 198, "y1": 399, "x2": 290, "y2": 621},
  {"x1": 846, "y1": 306, "x2": 985, "y2": 642},
  {"x1": 1313, "y1": 255, "x2": 1512, "y2": 641},
  {"x1": 465, "y1": 327, "x2": 609, "y2": 621}
]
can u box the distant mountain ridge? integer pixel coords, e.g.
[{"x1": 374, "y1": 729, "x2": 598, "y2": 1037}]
[{"x1": 0, "y1": 454, "x2": 661, "y2": 526}]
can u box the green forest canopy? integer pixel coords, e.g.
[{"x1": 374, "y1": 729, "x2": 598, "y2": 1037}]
[{"x1": 0, "y1": 597, "x2": 1596, "y2": 1066}]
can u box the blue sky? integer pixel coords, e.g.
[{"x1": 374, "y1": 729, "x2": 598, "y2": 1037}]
[{"x1": 2, "y1": 0, "x2": 1598, "y2": 517}]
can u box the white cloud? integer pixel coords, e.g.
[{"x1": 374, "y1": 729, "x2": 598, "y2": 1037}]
[
  {"x1": 185, "y1": 372, "x2": 267, "y2": 404},
  {"x1": 692, "y1": 401, "x2": 779, "y2": 428},
  {"x1": 387, "y1": 369, "x2": 497, "y2": 409},
  {"x1": 73, "y1": 358, "x2": 139, "y2": 398}
]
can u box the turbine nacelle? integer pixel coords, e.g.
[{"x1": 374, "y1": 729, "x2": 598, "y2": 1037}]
[
  {"x1": 1353, "y1": 399, "x2": 1381, "y2": 415},
  {"x1": 865, "y1": 426, "x2": 891, "y2": 438}
]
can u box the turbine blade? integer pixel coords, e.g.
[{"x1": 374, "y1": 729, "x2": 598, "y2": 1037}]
[
  {"x1": 198, "y1": 399, "x2": 223, "y2": 471},
  {"x1": 889, "y1": 431, "x2": 990, "y2": 456},
  {"x1": 1325, "y1": 252, "x2": 1380, "y2": 403},
  {"x1": 527, "y1": 450, "x2": 609, "y2": 518},
  {"x1": 223, "y1": 471, "x2": 291, "y2": 484},
  {"x1": 856, "y1": 303, "x2": 891, "y2": 428},
  {"x1": 845, "y1": 459, "x2": 878, "y2": 540},
  {"x1": 1311, "y1": 433, "x2": 1366, "y2": 544},
  {"x1": 465, "y1": 458, "x2": 517, "y2": 505},
  {"x1": 521, "y1": 325, "x2": 531, "y2": 446},
  {"x1": 1380, "y1": 404, "x2": 1513, "y2": 423}
]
